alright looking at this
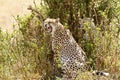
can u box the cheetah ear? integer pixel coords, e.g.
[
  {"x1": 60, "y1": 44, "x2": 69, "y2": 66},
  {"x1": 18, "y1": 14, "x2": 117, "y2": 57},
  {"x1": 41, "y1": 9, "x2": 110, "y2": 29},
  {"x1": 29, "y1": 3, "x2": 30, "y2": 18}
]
[{"x1": 55, "y1": 18, "x2": 60, "y2": 23}]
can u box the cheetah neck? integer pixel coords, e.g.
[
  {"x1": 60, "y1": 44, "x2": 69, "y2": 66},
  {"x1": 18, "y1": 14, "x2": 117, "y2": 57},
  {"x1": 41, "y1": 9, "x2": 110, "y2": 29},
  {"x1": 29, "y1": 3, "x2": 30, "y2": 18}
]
[{"x1": 51, "y1": 23, "x2": 64, "y2": 37}]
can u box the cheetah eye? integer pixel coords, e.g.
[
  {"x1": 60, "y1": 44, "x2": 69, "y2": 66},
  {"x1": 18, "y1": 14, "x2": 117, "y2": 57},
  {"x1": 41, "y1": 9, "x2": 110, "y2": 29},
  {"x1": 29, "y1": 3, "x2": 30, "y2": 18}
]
[
  {"x1": 48, "y1": 25, "x2": 52, "y2": 32},
  {"x1": 48, "y1": 25, "x2": 51, "y2": 29},
  {"x1": 45, "y1": 24, "x2": 47, "y2": 27},
  {"x1": 44, "y1": 23, "x2": 52, "y2": 33}
]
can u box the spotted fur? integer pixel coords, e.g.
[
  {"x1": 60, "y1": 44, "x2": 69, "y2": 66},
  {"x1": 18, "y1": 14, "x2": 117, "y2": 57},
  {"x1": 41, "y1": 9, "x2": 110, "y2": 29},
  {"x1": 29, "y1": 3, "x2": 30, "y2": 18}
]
[{"x1": 44, "y1": 18, "x2": 86, "y2": 79}]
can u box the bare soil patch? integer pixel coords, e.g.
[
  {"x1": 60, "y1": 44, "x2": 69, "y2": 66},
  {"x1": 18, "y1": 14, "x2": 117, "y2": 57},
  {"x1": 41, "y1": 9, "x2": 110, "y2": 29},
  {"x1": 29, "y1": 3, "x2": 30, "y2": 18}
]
[{"x1": 0, "y1": 0, "x2": 41, "y2": 32}]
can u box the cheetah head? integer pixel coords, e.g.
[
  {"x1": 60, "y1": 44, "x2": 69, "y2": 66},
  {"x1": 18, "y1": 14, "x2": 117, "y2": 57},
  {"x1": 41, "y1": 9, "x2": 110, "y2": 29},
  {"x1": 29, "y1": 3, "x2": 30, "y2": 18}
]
[{"x1": 43, "y1": 18, "x2": 63, "y2": 35}]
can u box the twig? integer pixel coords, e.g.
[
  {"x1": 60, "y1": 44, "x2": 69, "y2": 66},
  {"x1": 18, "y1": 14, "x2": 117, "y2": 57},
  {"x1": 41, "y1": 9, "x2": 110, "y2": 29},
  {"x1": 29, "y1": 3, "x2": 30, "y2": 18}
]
[
  {"x1": 33, "y1": 0, "x2": 37, "y2": 8},
  {"x1": 27, "y1": 5, "x2": 45, "y2": 22}
]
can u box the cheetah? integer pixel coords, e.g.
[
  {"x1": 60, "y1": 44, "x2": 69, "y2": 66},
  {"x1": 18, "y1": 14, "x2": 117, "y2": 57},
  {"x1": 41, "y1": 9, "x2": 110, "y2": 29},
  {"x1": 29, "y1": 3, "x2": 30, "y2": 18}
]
[
  {"x1": 27, "y1": 6, "x2": 110, "y2": 80},
  {"x1": 43, "y1": 18, "x2": 86, "y2": 80}
]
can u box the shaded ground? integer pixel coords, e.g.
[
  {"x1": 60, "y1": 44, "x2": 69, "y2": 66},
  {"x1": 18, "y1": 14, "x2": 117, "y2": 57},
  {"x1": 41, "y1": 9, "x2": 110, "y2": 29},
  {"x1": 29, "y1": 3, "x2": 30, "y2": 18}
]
[{"x1": 0, "y1": 0, "x2": 41, "y2": 32}]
